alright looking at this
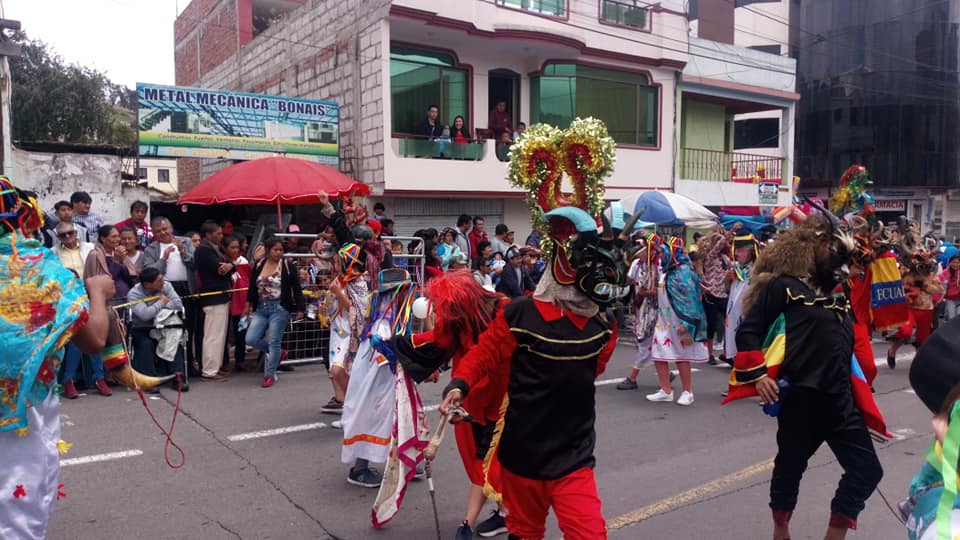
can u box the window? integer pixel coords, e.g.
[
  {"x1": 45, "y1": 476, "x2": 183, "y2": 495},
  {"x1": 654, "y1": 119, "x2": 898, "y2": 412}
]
[
  {"x1": 748, "y1": 44, "x2": 781, "y2": 55},
  {"x1": 497, "y1": 0, "x2": 566, "y2": 17},
  {"x1": 157, "y1": 169, "x2": 171, "y2": 183},
  {"x1": 135, "y1": 167, "x2": 147, "y2": 179},
  {"x1": 531, "y1": 63, "x2": 658, "y2": 146},
  {"x1": 734, "y1": 118, "x2": 779, "y2": 149},
  {"x1": 390, "y1": 46, "x2": 468, "y2": 136},
  {"x1": 601, "y1": 0, "x2": 649, "y2": 29}
]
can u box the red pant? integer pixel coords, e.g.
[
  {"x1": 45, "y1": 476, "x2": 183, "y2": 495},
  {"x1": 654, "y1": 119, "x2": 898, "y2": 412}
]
[
  {"x1": 852, "y1": 323, "x2": 877, "y2": 385},
  {"x1": 895, "y1": 309, "x2": 934, "y2": 347},
  {"x1": 501, "y1": 466, "x2": 606, "y2": 540}
]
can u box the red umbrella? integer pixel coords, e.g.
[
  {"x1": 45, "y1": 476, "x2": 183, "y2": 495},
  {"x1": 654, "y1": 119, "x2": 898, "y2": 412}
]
[{"x1": 178, "y1": 156, "x2": 369, "y2": 205}]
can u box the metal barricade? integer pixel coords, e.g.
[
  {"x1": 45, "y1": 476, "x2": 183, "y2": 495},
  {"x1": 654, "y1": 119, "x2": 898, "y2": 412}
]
[
  {"x1": 382, "y1": 236, "x2": 427, "y2": 288},
  {"x1": 269, "y1": 234, "x2": 428, "y2": 367}
]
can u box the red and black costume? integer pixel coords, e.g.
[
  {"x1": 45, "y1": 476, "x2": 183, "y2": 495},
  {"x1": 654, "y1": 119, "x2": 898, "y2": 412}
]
[{"x1": 443, "y1": 296, "x2": 617, "y2": 539}]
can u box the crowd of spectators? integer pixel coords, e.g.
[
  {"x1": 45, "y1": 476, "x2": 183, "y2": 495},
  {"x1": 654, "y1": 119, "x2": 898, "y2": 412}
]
[{"x1": 42, "y1": 194, "x2": 543, "y2": 404}]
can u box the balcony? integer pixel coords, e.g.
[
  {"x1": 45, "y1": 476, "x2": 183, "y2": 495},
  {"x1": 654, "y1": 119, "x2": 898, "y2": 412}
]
[
  {"x1": 679, "y1": 147, "x2": 785, "y2": 185},
  {"x1": 496, "y1": 0, "x2": 566, "y2": 17},
  {"x1": 393, "y1": 134, "x2": 486, "y2": 161},
  {"x1": 675, "y1": 147, "x2": 790, "y2": 208},
  {"x1": 600, "y1": 0, "x2": 650, "y2": 30}
]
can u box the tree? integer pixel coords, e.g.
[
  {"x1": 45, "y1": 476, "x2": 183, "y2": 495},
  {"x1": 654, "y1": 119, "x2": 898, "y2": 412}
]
[{"x1": 9, "y1": 32, "x2": 136, "y2": 147}]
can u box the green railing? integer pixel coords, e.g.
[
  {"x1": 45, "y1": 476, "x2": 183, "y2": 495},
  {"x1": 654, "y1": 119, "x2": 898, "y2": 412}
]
[
  {"x1": 395, "y1": 137, "x2": 485, "y2": 161},
  {"x1": 497, "y1": 0, "x2": 566, "y2": 17}
]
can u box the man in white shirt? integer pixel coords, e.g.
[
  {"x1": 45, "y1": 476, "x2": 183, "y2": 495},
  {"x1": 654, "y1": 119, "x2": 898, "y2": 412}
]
[{"x1": 141, "y1": 216, "x2": 198, "y2": 372}]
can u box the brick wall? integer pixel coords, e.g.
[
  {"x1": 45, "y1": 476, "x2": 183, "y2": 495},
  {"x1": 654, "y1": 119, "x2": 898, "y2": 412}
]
[{"x1": 173, "y1": 0, "x2": 391, "y2": 195}]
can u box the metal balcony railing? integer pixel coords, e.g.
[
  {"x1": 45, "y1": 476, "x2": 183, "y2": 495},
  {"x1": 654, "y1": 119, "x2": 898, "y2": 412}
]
[{"x1": 679, "y1": 147, "x2": 785, "y2": 184}]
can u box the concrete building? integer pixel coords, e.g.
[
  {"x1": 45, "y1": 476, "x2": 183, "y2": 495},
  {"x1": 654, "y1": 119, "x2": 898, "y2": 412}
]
[
  {"x1": 793, "y1": 0, "x2": 960, "y2": 238},
  {"x1": 677, "y1": 0, "x2": 798, "y2": 209},
  {"x1": 128, "y1": 157, "x2": 179, "y2": 197},
  {"x1": 173, "y1": 0, "x2": 801, "y2": 234},
  {"x1": 174, "y1": 0, "x2": 693, "y2": 236}
]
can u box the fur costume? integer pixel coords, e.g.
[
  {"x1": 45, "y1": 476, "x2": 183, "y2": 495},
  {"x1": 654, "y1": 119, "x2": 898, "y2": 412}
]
[{"x1": 724, "y1": 213, "x2": 887, "y2": 533}]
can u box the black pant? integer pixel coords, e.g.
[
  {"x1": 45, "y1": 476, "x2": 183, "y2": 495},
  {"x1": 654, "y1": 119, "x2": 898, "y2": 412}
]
[
  {"x1": 131, "y1": 327, "x2": 186, "y2": 379},
  {"x1": 770, "y1": 387, "x2": 882, "y2": 520},
  {"x1": 223, "y1": 314, "x2": 247, "y2": 367},
  {"x1": 171, "y1": 281, "x2": 201, "y2": 372},
  {"x1": 702, "y1": 293, "x2": 728, "y2": 342}
]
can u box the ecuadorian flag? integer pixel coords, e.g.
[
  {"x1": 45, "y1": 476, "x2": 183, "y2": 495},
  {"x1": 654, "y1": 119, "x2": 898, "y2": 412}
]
[
  {"x1": 723, "y1": 314, "x2": 890, "y2": 438},
  {"x1": 723, "y1": 314, "x2": 785, "y2": 403},
  {"x1": 870, "y1": 251, "x2": 909, "y2": 331}
]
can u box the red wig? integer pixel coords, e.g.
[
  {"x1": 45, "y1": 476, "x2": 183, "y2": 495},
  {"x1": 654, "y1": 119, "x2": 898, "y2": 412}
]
[{"x1": 425, "y1": 269, "x2": 503, "y2": 356}]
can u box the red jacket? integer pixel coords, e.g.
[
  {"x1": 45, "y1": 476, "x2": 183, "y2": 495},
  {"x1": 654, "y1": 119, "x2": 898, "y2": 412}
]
[{"x1": 468, "y1": 228, "x2": 488, "y2": 259}]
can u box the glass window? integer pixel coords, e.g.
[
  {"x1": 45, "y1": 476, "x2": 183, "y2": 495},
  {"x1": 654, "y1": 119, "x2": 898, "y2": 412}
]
[
  {"x1": 157, "y1": 169, "x2": 170, "y2": 183},
  {"x1": 600, "y1": 0, "x2": 649, "y2": 29},
  {"x1": 532, "y1": 63, "x2": 658, "y2": 146},
  {"x1": 734, "y1": 118, "x2": 779, "y2": 149},
  {"x1": 390, "y1": 46, "x2": 468, "y2": 136},
  {"x1": 497, "y1": 0, "x2": 566, "y2": 17},
  {"x1": 135, "y1": 167, "x2": 147, "y2": 179}
]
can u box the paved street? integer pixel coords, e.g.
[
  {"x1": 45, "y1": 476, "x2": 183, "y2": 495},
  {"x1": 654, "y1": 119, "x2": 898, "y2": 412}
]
[{"x1": 49, "y1": 338, "x2": 931, "y2": 540}]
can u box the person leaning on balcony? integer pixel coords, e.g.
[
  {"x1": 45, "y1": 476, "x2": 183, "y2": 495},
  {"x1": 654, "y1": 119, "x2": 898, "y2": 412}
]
[
  {"x1": 488, "y1": 98, "x2": 512, "y2": 133},
  {"x1": 420, "y1": 104, "x2": 444, "y2": 140},
  {"x1": 496, "y1": 129, "x2": 513, "y2": 162},
  {"x1": 451, "y1": 115, "x2": 469, "y2": 144}
]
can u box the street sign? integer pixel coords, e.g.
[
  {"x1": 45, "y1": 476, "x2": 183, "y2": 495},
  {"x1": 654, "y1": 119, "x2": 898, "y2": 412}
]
[{"x1": 758, "y1": 182, "x2": 779, "y2": 205}]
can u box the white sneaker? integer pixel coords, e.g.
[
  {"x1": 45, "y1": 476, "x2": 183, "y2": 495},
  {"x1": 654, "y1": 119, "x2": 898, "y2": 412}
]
[
  {"x1": 677, "y1": 391, "x2": 695, "y2": 406},
  {"x1": 646, "y1": 389, "x2": 674, "y2": 402}
]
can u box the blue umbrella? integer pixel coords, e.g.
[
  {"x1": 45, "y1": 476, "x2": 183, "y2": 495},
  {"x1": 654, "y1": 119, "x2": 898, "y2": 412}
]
[{"x1": 619, "y1": 191, "x2": 717, "y2": 228}]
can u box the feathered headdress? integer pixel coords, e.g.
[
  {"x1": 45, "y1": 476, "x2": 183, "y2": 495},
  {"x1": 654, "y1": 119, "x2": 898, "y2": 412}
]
[
  {"x1": 0, "y1": 176, "x2": 44, "y2": 241},
  {"x1": 829, "y1": 164, "x2": 876, "y2": 220}
]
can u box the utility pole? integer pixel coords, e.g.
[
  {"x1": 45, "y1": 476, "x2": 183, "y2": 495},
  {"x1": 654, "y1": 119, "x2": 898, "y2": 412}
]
[{"x1": 0, "y1": 1, "x2": 21, "y2": 177}]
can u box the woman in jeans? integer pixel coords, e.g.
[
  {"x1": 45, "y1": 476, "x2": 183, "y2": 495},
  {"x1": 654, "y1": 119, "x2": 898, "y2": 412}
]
[{"x1": 244, "y1": 237, "x2": 305, "y2": 388}]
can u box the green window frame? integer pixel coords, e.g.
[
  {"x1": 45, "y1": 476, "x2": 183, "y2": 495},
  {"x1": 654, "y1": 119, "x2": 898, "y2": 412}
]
[
  {"x1": 390, "y1": 46, "x2": 469, "y2": 136},
  {"x1": 531, "y1": 63, "x2": 658, "y2": 146},
  {"x1": 496, "y1": 0, "x2": 567, "y2": 17},
  {"x1": 600, "y1": 0, "x2": 649, "y2": 30}
]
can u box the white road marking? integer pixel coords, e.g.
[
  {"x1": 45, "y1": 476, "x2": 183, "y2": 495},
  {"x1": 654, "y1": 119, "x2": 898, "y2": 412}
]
[
  {"x1": 226, "y1": 371, "x2": 707, "y2": 442},
  {"x1": 890, "y1": 428, "x2": 917, "y2": 441},
  {"x1": 227, "y1": 422, "x2": 327, "y2": 442},
  {"x1": 904, "y1": 389, "x2": 916, "y2": 394},
  {"x1": 61, "y1": 449, "x2": 143, "y2": 467}
]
